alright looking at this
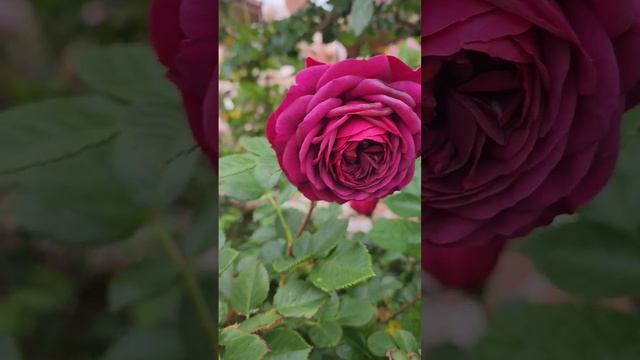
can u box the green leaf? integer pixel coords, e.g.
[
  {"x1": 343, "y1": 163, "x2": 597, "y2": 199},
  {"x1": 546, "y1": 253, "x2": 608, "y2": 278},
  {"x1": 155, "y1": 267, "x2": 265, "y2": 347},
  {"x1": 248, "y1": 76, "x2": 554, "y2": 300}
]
[
  {"x1": 272, "y1": 256, "x2": 308, "y2": 273},
  {"x1": 519, "y1": 221, "x2": 640, "y2": 299},
  {"x1": 347, "y1": 0, "x2": 374, "y2": 36},
  {"x1": 0, "y1": 268, "x2": 71, "y2": 336},
  {"x1": 315, "y1": 293, "x2": 340, "y2": 321},
  {"x1": 336, "y1": 297, "x2": 375, "y2": 327},
  {"x1": 397, "y1": 40, "x2": 421, "y2": 69},
  {"x1": 278, "y1": 183, "x2": 297, "y2": 204},
  {"x1": 367, "y1": 330, "x2": 396, "y2": 357},
  {"x1": 341, "y1": 328, "x2": 372, "y2": 359},
  {"x1": 219, "y1": 247, "x2": 240, "y2": 274},
  {"x1": 112, "y1": 103, "x2": 197, "y2": 208},
  {"x1": 398, "y1": 304, "x2": 421, "y2": 342},
  {"x1": 309, "y1": 322, "x2": 343, "y2": 348},
  {"x1": 260, "y1": 240, "x2": 285, "y2": 265},
  {"x1": 230, "y1": 260, "x2": 270, "y2": 315},
  {"x1": 220, "y1": 328, "x2": 248, "y2": 347},
  {"x1": 293, "y1": 219, "x2": 348, "y2": 259},
  {"x1": 239, "y1": 310, "x2": 282, "y2": 333},
  {"x1": 104, "y1": 329, "x2": 184, "y2": 360},
  {"x1": 384, "y1": 193, "x2": 420, "y2": 217},
  {"x1": 219, "y1": 299, "x2": 229, "y2": 324},
  {"x1": 241, "y1": 137, "x2": 272, "y2": 156},
  {"x1": 291, "y1": 232, "x2": 315, "y2": 260},
  {"x1": 276, "y1": 209, "x2": 304, "y2": 241},
  {"x1": 221, "y1": 170, "x2": 264, "y2": 201},
  {"x1": 369, "y1": 219, "x2": 420, "y2": 253},
  {"x1": 274, "y1": 278, "x2": 327, "y2": 318},
  {"x1": 12, "y1": 146, "x2": 146, "y2": 245},
  {"x1": 72, "y1": 44, "x2": 177, "y2": 103},
  {"x1": 108, "y1": 258, "x2": 179, "y2": 312},
  {"x1": 185, "y1": 207, "x2": 217, "y2": 257},
  {"x1": 0, "y1": 96, "x2": 121, "y2": 175},
  {"x1": 471, "y1": 303, "x2": 640, "y2": 360},
  {"x1": 309, "y1": 239, "x2": 375, "y2": 292},
  {"x1": 220, "y1": 154, "x2": 257, "y2": 179},
  {"x1": 254, "y1": 154, "x2": 281, "y2": 189},
  {"x1": 392, "y1": 330, "x2": 418, "y2": 353},
  {"x1": 225, "y1": 334, "x2": 269, "y2": 360},
  {"x1": 264, "y1": 329, "x2": 311, "y2": 360},
  {"x1": 580, "y1": 135, "x2": 640, "y2": 233},
  {"x1": 312, "y1": 203, "x2": 342, "y2": 225},
  {"x1": 353, "y1": 275, "x2": 402, "y2": 304},
  {"x1": 0, "y1": 333, "x2": 20, "y2": 360}
]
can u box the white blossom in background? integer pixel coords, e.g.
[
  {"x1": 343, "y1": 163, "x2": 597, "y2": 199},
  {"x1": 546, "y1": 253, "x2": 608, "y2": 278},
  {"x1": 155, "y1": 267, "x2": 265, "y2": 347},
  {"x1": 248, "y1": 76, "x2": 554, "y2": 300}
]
[
  {"x1": 261, "y1": 0, "x2": 290, "y2": 21},
  {"x1": 257, "y1": 65, "x2": 296, "y2": 91},
  {"x1": 297, "y1": 32, "x2": 347, "y2": 64},
  {"x1": 310, "y1": 0, "x2": 332, "y2": 11}
]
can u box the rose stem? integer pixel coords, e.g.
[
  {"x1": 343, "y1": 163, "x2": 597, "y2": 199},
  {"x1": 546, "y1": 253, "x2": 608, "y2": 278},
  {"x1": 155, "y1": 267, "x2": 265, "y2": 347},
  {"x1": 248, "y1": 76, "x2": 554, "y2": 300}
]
[
  {"x1": 152, "y1": 220, "x2": 217, "y2": 355},
  {"x1": 266, "y1": 192, "x2": 295, "y2": 256},
  {"x1": 380, "y1": 293, "x2": 422, "y2": 323},
  {"x1": 295, "y1": 201, "x2": 317, "y2": 239}
]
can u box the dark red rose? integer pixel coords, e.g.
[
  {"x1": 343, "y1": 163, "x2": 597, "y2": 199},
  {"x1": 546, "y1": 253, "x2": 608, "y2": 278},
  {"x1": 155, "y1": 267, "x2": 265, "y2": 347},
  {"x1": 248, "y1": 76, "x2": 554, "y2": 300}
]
[
  {"x1": 423, "y1": 240, "x2": 505, "y2": 290},
  {"x1": 150, "y1": 0, "x2": 217, "y2": 162},
  {"x1": 423, "y1": 0, "x2": 640, "y2": 246},
  {"x1": 267, "y1": 56, "x2": 421, "y2": 203},
  {"x1": 350, "y1": 200, "x2": 379, "y2": 216}
]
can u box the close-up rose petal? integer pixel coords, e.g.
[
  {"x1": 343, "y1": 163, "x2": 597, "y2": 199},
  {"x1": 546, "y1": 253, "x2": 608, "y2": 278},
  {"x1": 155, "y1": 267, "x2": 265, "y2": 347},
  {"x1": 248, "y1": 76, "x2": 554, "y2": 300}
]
[{"x1": 422, "y1": 0, "x2": 640, "y2": 246}]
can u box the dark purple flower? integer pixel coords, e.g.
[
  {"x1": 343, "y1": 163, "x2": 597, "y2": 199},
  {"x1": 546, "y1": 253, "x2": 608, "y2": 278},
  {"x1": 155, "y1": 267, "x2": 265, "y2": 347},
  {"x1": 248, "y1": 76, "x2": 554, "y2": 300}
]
[
  {"x1": 267, "y1": 56, "x2": 421, "y2": 203},
  {"x1": 150, "y1": 0, "x2": 217, "y2": 163},
  {"x1": 423, "y1": 240, "x2": 505, "y2": 290},
  {"x1": 423, "y1": 0, "x2": 640, "y2": 245}
]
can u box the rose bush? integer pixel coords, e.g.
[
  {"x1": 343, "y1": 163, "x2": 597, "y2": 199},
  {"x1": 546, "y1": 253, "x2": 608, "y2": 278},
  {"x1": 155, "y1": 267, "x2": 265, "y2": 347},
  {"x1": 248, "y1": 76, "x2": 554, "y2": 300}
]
[
  {"x1": 423, "y1": 0, "x2": 640, "y2": 246},
  {"x1": 150, "y1": 0, "x2": 217, "y2": 162},
  {"x1": 267, "y1": 56, "x2": 421, "y2": 203}
]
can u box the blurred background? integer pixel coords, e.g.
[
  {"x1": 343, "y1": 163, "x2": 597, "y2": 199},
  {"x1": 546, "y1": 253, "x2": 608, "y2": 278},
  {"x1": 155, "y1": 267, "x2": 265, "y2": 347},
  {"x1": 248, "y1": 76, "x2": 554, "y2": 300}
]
[{"x1": 1, "y1": 0, "x2": 217, "y2": 359}]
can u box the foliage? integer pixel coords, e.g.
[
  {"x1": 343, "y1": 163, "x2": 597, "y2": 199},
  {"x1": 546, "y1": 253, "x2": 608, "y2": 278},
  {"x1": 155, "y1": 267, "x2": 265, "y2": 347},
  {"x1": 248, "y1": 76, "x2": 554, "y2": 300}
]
[
  {"x1": 0, "y1": 42, "x2": 216, "y2": 359},
  {"x1": 219, "y1": 141, "x2": 421, "y2": 359}
]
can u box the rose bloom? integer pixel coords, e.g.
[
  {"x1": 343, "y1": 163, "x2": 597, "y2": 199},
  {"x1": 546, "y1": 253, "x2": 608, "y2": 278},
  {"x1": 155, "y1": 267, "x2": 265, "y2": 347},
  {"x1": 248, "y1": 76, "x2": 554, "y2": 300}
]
[
  {"x1": 423, "y1": 0, "x2": 640, "y2": 246},
  {"x1": 150, "y1": 0, "x2": 217, "y2": 162},
  {"x1": 267, "y1": 56, "x2": 421, "y2": 203}
]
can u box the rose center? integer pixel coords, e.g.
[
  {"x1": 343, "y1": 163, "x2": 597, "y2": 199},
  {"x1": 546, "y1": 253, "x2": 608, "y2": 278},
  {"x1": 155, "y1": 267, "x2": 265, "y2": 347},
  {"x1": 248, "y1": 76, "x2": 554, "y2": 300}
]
[
  {"x1": 425, "y1": 51, "x2": 526, "y2": 178},
  {"x1": 432, "y1": 51, "x2": 522, "y2": 132},
  {"x1": 339, "y1": 139, "x2": 385, "y2": 182}
]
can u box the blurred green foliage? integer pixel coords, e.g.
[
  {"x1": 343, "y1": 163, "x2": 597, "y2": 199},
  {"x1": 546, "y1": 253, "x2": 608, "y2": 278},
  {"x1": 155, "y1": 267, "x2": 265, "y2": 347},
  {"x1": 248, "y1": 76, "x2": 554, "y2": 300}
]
[{"x1": 0, "y1": 1, "x2": 216, "y2": 358}]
